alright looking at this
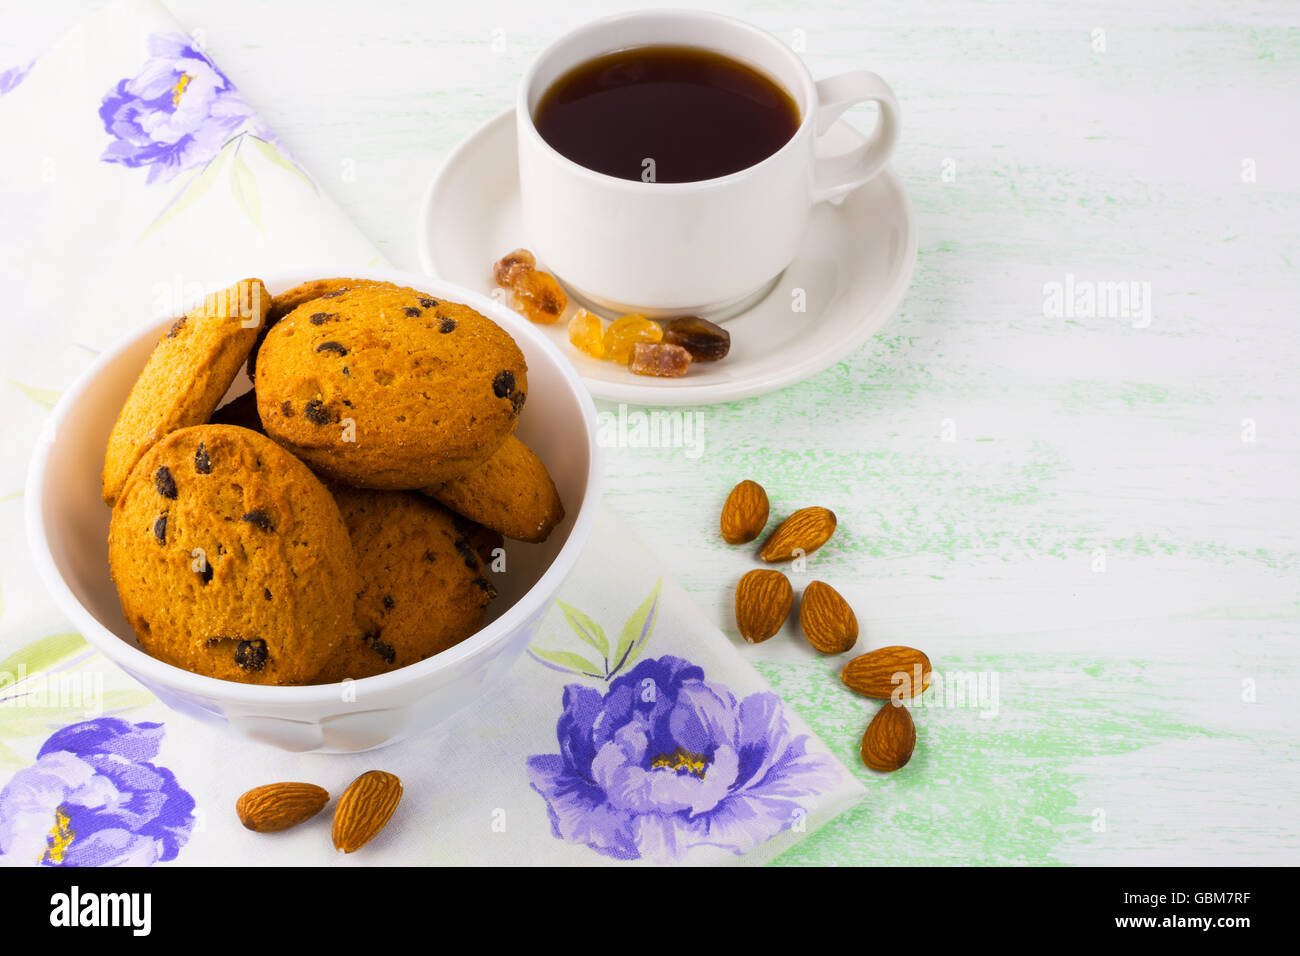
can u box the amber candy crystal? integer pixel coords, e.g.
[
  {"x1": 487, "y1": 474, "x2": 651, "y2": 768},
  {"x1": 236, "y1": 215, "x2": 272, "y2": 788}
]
[
  {"x1": 567, "y1": 309, "x2": 606, "y2": 358},
  {"x1": 507, "y1": 269, "x2": 567, "y2": 324},
  {"x1": 603, "y1": 315, "x2": 663, "y2": 364},
  {"x1": 629, "y1": 342, "x2": 692, "y2": 377},
  {"x1": 492, "y1": 248, "x2": 535, "y2": 286},
  {"x1": 493, "y1": 248, "x2": 566, "y2": 324}
]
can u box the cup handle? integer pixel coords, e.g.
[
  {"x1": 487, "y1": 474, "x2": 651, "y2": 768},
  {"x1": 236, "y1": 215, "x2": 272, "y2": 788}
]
[{"x1": 812, "y1": 71, "x2": 900, "y2": 203}]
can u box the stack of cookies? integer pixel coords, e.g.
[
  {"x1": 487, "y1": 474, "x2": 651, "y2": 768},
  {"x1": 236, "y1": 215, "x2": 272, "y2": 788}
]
[{"x1": 102, "y1": 278, "x2": 564, "y2": 686}]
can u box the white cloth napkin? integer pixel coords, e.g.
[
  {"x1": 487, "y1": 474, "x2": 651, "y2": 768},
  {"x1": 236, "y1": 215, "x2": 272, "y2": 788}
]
[{"x1": 0, "y1": 0, "x2": 864, "y2": 866}]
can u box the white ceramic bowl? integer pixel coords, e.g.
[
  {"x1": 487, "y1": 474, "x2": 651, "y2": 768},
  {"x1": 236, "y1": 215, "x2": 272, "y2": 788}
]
[{"x1": 25, "y1": 269, "x2": 602, "y2": 753}]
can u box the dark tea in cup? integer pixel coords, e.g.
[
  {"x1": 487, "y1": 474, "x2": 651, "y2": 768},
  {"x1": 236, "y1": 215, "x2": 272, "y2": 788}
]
[{"x1": 533, "y1": 45, "x2": 801, "y2": 184}]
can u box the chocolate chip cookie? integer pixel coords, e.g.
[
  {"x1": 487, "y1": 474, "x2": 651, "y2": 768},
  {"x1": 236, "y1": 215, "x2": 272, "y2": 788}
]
[
  {"x1": 316, "y1": 487, "x2": 496, "y2": 682},
  {"x1": 102, "y1": 279, "x2": 269, "y2": 505},
  {"x1": 108, "y1": 424, "x2": 358, "y2": 685},
  {"x1": 426, "y1": 435, "x2": 564, "y2": 542},
  {"x1": 247, "y1": 278, "x2": 405, "y2": 383},
  {"x1": 254, "y1": 285, "x2": 528, "y2": 488}
]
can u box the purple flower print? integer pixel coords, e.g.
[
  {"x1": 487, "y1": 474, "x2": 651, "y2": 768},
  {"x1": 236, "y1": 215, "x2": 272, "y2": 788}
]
[
  {"x1": 527, "y1": 656, "x2": 839, "y2": 862},
  {"x1": 0, "y1": 718, "x2": 195, "y2": 866},
  {"x1": 99, "y1": 33, "x2": 264, "y2": 184},
  {"x1": 0, "y1": 59, "x2": 33, "y2": 96}
]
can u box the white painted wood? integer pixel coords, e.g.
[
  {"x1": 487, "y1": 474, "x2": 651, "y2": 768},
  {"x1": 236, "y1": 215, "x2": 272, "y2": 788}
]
[{"x1": 4, "y1": 0, "x2": 1297, "y2": 864}]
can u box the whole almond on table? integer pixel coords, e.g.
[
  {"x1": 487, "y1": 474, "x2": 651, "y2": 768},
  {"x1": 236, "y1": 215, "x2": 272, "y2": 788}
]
[
  {"x1": 860, "y1": 703, "x2": 917, "y2": 772},
  {"x1": 799, "y1": 581, "x2": 859, "y2": 654},
  {"x1": 734, "y1": 569, "x2": 793, "y2": 643},
  {"x1": 841, "y1": 645, "x2": 933, "y2": 700},
  {"x1": 332, "y1": 770, "x2": 403, "y2": 853},
  {"x1": 720, "y1": 480, "x2": 769, "y2": 544},
  {"x1": 236, "y1": 782, "x2": 330, "y2": 833},
  {"x1": 759, "y1": 507, "x2": 837, "y2": 562}
]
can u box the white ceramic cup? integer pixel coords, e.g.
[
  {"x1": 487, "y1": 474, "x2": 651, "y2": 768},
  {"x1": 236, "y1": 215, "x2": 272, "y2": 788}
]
[{"x1": 516, "y1": 9, "x2": 900, "y2": 319}]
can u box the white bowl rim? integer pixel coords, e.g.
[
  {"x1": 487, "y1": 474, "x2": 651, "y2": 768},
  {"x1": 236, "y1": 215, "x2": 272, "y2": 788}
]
[{"x1": 24, "y1": 268, "x2": 604, "y2": 706}]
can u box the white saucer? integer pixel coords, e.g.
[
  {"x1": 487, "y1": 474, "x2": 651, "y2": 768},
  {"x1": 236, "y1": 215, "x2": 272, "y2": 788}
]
[{"x1": 417, "y1": 110, "x2": 917, "y2": 406}]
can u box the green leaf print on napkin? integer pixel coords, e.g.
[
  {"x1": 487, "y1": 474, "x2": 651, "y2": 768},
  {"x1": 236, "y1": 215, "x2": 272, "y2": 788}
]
[
  {"x1": 529, "y1": 580, "x2": 662, "y2": 682},
  {"x1": 0, "y1": 694, "x2": 153, "y2": 740},
  {"x1": 0, "y1": 634, "x2": 88, "y2": 692},
  {"x1": 0, "y1": 634, "x2": 153, "y2": 743},
  {"x1": 138, "y1": 143, "x2": 230, "y2": 241},
  {"x1": 8, "y1": 380, "x2": 61, "y2": 409},
  {"x1": 612, "y1": 581, "x2": 660, "y2": 674},
  {"x1": 557, "y1": 603, "x2": 609, "y2": 659},
  {"x1": 247, "y1": 134, "x2": 316, "y2": 191},
  {"x1": 528, "y1": 647, "x2": 605, "y2": 679},
  {"x1": 230, "y1": 144, "x2": 263, "y2": 233}
]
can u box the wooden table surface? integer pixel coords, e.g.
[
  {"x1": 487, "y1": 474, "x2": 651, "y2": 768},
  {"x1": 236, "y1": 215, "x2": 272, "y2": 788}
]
[{"x1": 6, "y1": 0, "x2": 1298, "y2": 864}]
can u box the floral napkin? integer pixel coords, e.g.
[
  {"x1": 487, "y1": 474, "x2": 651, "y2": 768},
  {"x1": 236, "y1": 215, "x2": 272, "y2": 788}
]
[{"x1": 0, "y1": 0, "x2": 864, "y2": 866}]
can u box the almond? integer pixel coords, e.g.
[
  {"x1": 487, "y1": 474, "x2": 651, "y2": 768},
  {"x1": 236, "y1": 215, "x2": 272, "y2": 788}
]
[
  {"x1": 720, "y1": 480, "x2": 770, "y2": 544},
  {"x1": 799, "y1": 581, "x2": 859, "y2": 654},
  {"x1": 860, "y1": 703, "x2": 916, "y2": 772},
  {"x1": 332, "y1": 770, "x2": 403, "y2": 853},
  {"x1": 841, "y1": 645, "x2": 932, "y2": 700},
  {"x1": 734, "y1": 569, "x2": 793, "y2": 643},
  {"x1": 759, "y1": 506, "x2": 836, "y2": 562},
  {"x1": 236, "y1": 782, "x2": 329, "y2": 833}
]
